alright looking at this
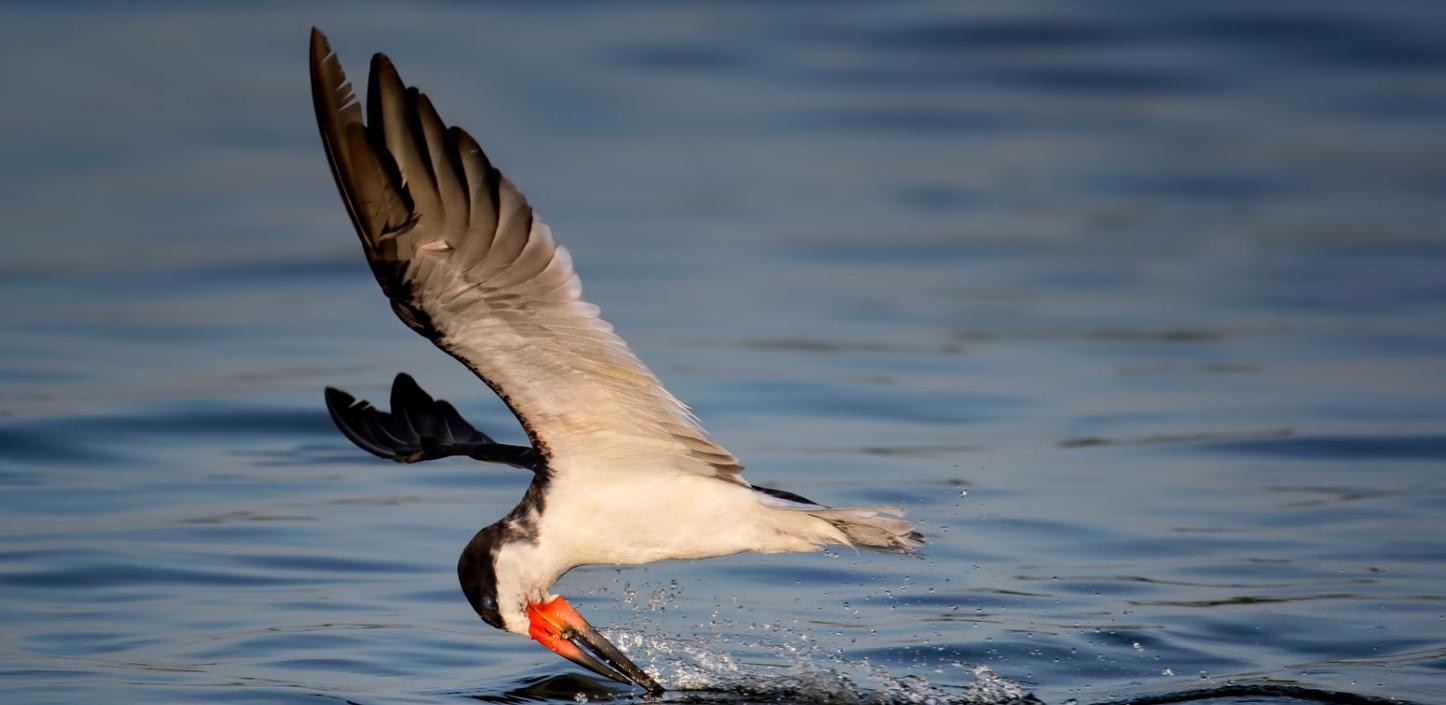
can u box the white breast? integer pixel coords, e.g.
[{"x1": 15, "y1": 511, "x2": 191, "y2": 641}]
[
  {"x1": 539, "y1": 467, "x2": 827, "y2": 570},
  {"x1": 488, "y1": 465, "x2": 862, "y2": 634}
]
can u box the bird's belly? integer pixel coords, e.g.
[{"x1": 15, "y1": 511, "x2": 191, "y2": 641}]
[{"x1": 535, "y1": 472, "x2": 807, "y2": 568}]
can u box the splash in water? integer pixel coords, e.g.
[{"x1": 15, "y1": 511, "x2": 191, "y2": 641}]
[{"x1": 600, "y1": 624, "x2": 1026, "y2": 705}]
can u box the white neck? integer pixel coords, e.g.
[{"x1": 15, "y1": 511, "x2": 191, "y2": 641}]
[{"x1": 493, "y1": 539, "x2": 565, "y2": 635}]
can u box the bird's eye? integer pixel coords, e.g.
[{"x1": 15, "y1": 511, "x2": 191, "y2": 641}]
[{"x1": 482, "y1": 595, "x2": 497, "y2": 611}]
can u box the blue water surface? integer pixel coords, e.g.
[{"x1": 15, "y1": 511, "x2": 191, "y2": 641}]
[{"x1": 1, "y1": 2, "x2": 1443, "y2": 705}]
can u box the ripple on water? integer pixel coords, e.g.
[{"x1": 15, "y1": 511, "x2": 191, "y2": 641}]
[
  {"x1": 0, "y1": 561, "x2": 313, "y2": 590},
  {"x1": 0, "y1": 427, "x2": 122, "y2": 465},
  {"x1": 1201, "y1": 434, "x2": 1446, "y2": 461}
]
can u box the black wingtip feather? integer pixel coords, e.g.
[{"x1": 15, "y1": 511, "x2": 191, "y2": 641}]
[
  {"x1": 324, "y1": 386, "x2": 402, "y2": 461},
  {"x1": 323, "y1": 375, "x2": 539, "y2": 470}
]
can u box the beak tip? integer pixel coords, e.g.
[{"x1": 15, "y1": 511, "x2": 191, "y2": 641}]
[{"x1": 528, "y1": 596, "x2": 664, "y2": 693}]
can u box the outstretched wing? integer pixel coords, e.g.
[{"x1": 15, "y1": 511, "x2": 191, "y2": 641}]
[{"x1": 309, "y1": 29, "x2": 744, "y2": 484}]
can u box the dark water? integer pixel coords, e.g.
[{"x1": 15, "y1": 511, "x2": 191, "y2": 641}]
[{"x1": 1, "y1": 2, "x2": 1443, "y2": 704}]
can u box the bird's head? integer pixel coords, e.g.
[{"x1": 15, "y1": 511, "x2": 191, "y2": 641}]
[
  {"x1": 457, "y1": 522, "x2": 509, "y2": 630},
  {"x1": 458, "y1": 522, "x2": 663, "y2": 694}
]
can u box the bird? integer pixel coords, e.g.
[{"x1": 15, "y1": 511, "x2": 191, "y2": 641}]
[{"x1": 308, "y1": 28, "x2": 922, "y2": 693}]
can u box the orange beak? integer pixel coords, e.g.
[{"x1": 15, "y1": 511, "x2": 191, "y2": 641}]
[{"x1": 526, "y1": 596, "x2": 663, "y2": 693}]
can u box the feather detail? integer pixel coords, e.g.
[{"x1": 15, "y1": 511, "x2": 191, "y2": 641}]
[{"x1": 309, "y1": 29, "x2": 745, "y2": 485}]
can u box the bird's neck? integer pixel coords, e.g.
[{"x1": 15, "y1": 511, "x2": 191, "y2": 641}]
[{"x1": 494, "y1": 538, "x2": 568, "y2": 635}]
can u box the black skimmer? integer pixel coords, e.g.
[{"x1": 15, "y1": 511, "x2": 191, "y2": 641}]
[{"x1": 308, "y1": 29, "x2": 922, "y2": 694}]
